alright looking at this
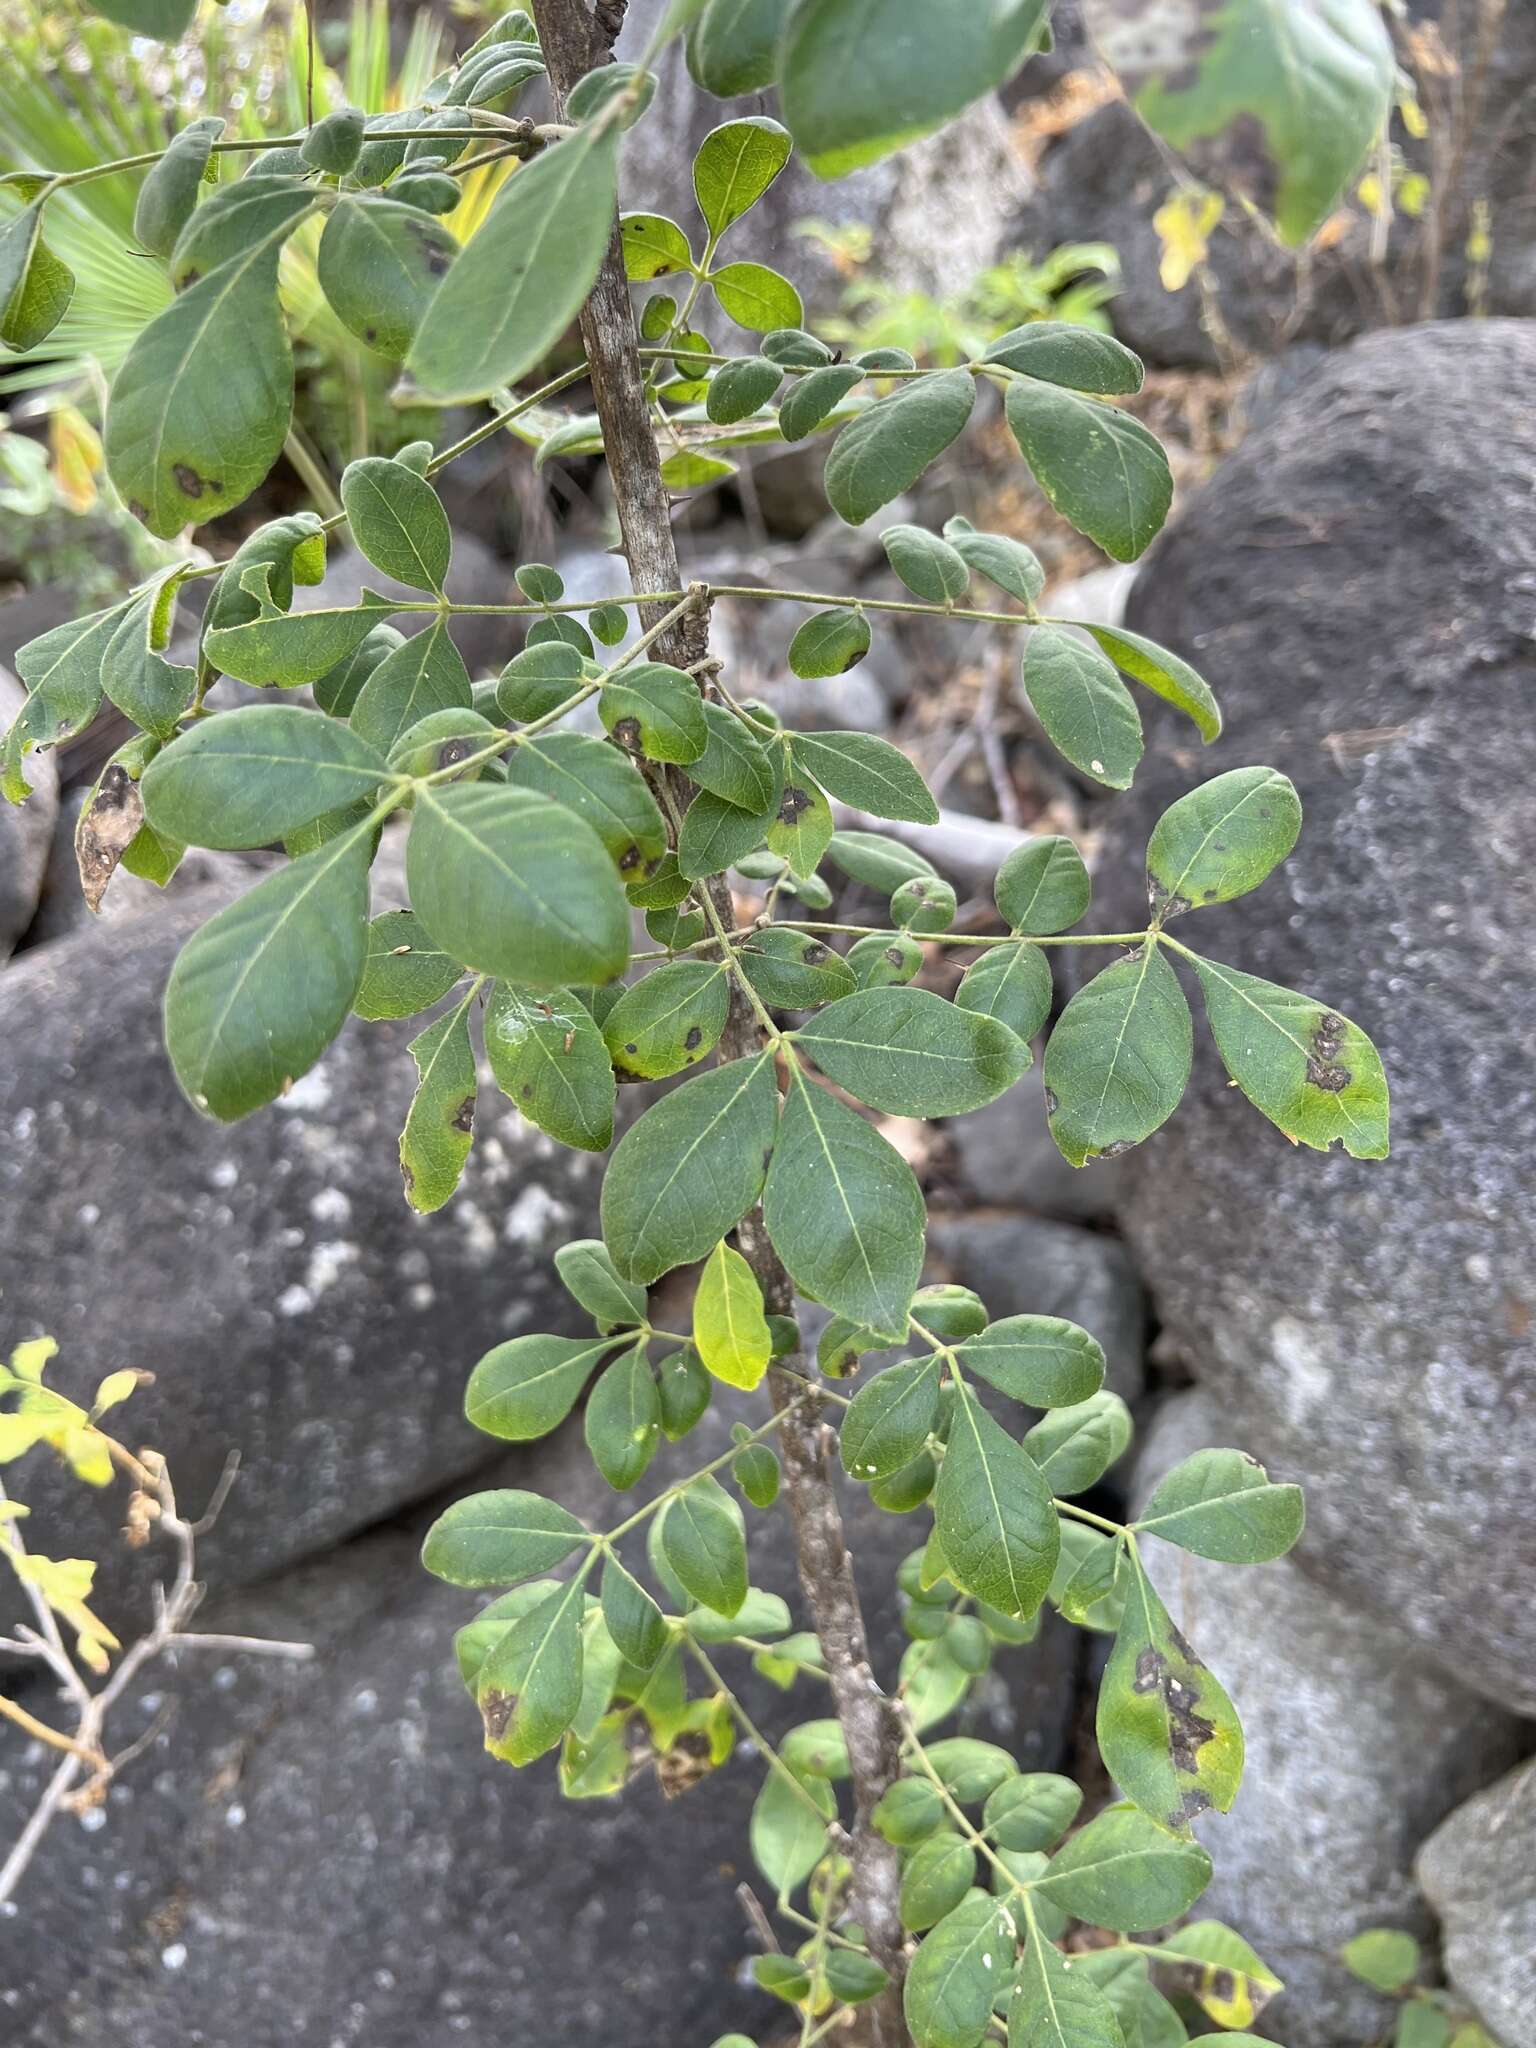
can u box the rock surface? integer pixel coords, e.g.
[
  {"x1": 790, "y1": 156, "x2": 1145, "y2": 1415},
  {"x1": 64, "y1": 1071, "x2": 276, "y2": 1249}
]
[
  {"x1": 1417, "y1": 1758, "x2": 1536, "y2": 2048},
  {"x1": 0, "y1": 868, "x2": 604, "y2": 1626},
  {"x1": 1098, "y1": 320, "x2": 1536, "y2": 1711},
  {"x1": 0, "y1": 667, "x2": 58, "y2": 960},
  {"x1": 947, "y1": 1069, "x2": 1129, "y2": 1224},
  {"x1": 1132, "y1": 1394, "x2": 1524, "y2": 2048}
]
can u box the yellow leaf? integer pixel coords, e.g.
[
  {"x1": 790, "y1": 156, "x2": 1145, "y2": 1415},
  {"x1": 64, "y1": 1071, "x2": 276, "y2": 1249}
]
[
  {"x1": 692, "y1": 1241, "x2": 772, "y2": 1390},
  {"x1": 1153, "y1": 188, "x2": 1224, "y2": 292},
  {"x1": 10, "y1": 1336, "x2": 59, "y2": 1385},
  {"x1": 50, "y1": 404, "x2": 103, "y2": 516},
  {"x1": 14, "y1": 1551, "x2": 119, "y2": 1673},
  {"x1": 1397, "y1": 87, "x2": 1429, "y2": 140},
  {"x1": 92, "y1": 1368, "x2": 141, "y2": 1417},
  {"x1": 1357, "y1": 171, "x2": 1385, "y2": 218}
]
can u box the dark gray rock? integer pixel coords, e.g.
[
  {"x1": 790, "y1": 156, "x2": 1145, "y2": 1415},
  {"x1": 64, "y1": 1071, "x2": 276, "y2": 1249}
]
[
  {"x1": 947, "y1": 1069, "x2": 1129, "y2": 1223},
  {"x1": 1132, "y1": 1393, "x2": 1524, "y2": 2048},
  {"x1": 1097, "y1": 320, "x2": 1536, "y2": 1712},
  {"x1": 0, "y1": 667, "x2": 58, "y2": 960},
  {"x1": 0, "y1": 869, "x2": 604, "y2": 1628},
  {"x1": 1417, "y1": 1758, "x2": 1536, "y2": 2048},
  {"x1": 925, "y1": 1210, "x2": 1145, "y2": 1402}
]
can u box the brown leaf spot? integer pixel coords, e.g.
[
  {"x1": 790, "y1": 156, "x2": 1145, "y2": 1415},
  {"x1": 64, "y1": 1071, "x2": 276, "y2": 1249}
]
[
  {"x1": 684, "y1": 1027, "x2": 702, "y2": 1050},
  {"x1": 1306, "y1": 1011, "x2": 1351, "y2": 1093},
  {"x1": 451, "y1": 1097, "x2": 475, "y2": 1134},
  {"x1": 172, "y1": 462, "x2": 220, "y2": 498},
  {"x1": 480, "y1": 1689, "x2": 514, "y2": 1743},
  {"x1": 75, "y1": 763, "x2": 143, "y2": 915},
  {"x1": 778, "y1": 784, "x2": 812, "y2": 824}
]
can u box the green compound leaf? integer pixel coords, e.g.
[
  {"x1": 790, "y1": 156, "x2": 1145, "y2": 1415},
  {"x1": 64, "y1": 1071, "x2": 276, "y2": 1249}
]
[
  {"x1": 956, "y1": 943, "x2": 1051, "y2": 1046},
  {"x1": 995, "y1": 835, "x2": 1091, "y2": 935},
  {"x1": 693, "y1": 1239, "x2": 773, "y2": 1391},
  {"x1": 340, "y1": 456, "x2": 452, "y2": 594},
  {"x1": 1079, "y1": 622, "x2": 1222, "y2": 744},
  {"x1": 163, "y1": 823, "x2": 373, "y2": 1121},
  {"x1": 661, "y1": 1474, "x2": 748, "y2": 1615},
  {"x1": 709, "y1": 259, "x2": 802, "y2": 332},
  {"x1": 106, "y1": 230, "x2": 298, "y2": 539},
  {"x1": 477, "y1": 1573, "x2": 587, "y2": 1767},
  {"x1": 1042, "y1": 945, "x2": 1192, "y2": 1168},
  {"x1": 934, "y1": 1389, "x2": 1058, "y2": 1621},
  {"x1": 1085, "y1": 0, "x2": 1394, "y2": 245},
  {"x1": 901, "y1": 1832, "x2": 977, "y2": 1932},
  {"x1": 787, "y1": 606, "x2": 871, "y2": 677},
  {"x1": 737, "y1": 928, "x2": 855, "y2": 1010},
  {"x1": 1098, "y1": 1550, "x2": 1244, "y2": 1831},
  {"x1": 882, "y1": 523, "x2": 971, "y2": 605},
  {"x1": 750, "y1": 1765, "x2": 835, "y2": 1898},
  {"x1": 825, "y1": 369, "x2": 975, "y2": 525},
  {"x1": 317, "y1": 196, "x2": 459, "y2": 360},
  {"x1": 584, "y1": 1342, "x2": 661, "y2": 1490},
  {"x1": 409, "y1": 123, "x2": 619, "y2": 401},
  {"x1": 793, "y1": 987, "x2": 1031, "y2": 1117},
  {"x1": 1005, "y1": 381, "x2": 1172, "y2": 564},
  {"x1": 762, "y1": 1073, "x2": 925, "y2": 1341},
  {"x1": 602, "y1": 960, "x2": 729, "y2": 1080},
  {"x1": 465, "y1": 1331, "x2": 619, "y2": 1441},
  {"x1": 1010, "y1": 1909, "x2": 1126, "y2": 2048},
  {"x1": 353, "y1": 910, "x2": 465, "y2": 1021},
  {"x1": 1025, "y1": 1391, "x2": 1134, "y2": 1496},
  {"x1": 484, "y1": 982, "x2": 615, "y2": 1152},
  {"x1": 840, "y1": 1356, "x2": 942, "y2": 1483},
  {"x1": 943, "y1": 515, "x2": 1044, "y2": 607},
  {"x1": 1146, "y1": 766, "x2": 1301, "y2": 915},
  {"x1": 1135, "y1": 1447, "x2": 1304, "y2": 1563},
  {"x1": 902, "y1": 1891, "x2": 1019, "y2": 2048},
  {"x1": 1022, "y1": 626, "x2": 1143, "y2": 790},
  {"x1": 783, "y1": 0, "x2": 1050, "y2": 178},
  {"x1": 955, "y1": 1315, "x2": 1106, "y2": 1409},
  {"x1": 788, "y1": 729, "x2": 938, "y2": 825},
  {"x1": 398, "y1": 992, "x2": 478, "y2": 1213},
  {"x1": 350, "y1": 620, "x2": 473, "y2": 753},
  {"x1": 692, "y1": 116, "x2": 792, "y2": 234},
  {"x1": 140, "y1": 705, "x2": 390, "y2": 851},
  {"x1": 602, "y1": 1052, "x2": 780, "y2": 1284},
  {"x1": 422, "y1": 1488, "x2": 589, "y2": 1588},
  {"x1": 1189, "y1": 955, "x2": 1390, "y2": 1158},
  {"x1": 504, "y1": 732, "x2": 667, "y2": 877},
  {"x1": 1032, "y1": 1801, "x2": 1212, "y2": 1932},
  {"x1": 407, "y1": 783, "x2": 629, "y2": 989}
]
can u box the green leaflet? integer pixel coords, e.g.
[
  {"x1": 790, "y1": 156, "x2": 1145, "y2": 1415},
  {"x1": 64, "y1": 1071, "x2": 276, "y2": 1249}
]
[
  {"x1": 687, "y1": 0, "x2": 787, "y2": 96},
  {"x1": 943, "y1": 516, "x2": 1044, "y2": 607},
  {"x1": 133, "y1": 116, "x2": 223, "y2": 261},
  {"x1": 788, "y1": 730, "x2": 938, "y2": 825},
  {"x1": 505, "y1": 732, "x2": 667, "y2": 877},
  {"x1": 1189, "y1": 954, "x2": 1390, "y2": 1158},
  {"x1": 840, "y1": 1356, "x2": 942, "y2": 1482},
  {"x1": 315, "y1": 626, "x2": 405, "y2": 718},
  {"x1": 793, "y1": 987, "x2": 1031, "y2": 1117},
  {"x1": 317, "y1": 196, "x2": 459, "y2": 359},
  {"x1": 555, "y1": 1239, "x2": 647, "y2": 1330},
  {"x1": 825, "y1": 827, "x2": 936, "y2": 891},
  {"x1": 955, "y1": 944, "x2": 1052, "y2": 1046},
  {"x1": 692, "y1": 116, "x2": 791, "y2": 233},
  {"x1": 478, "y1": 1573, "x2": 587, "y2": 1767},
  {"x1": 766, "y1": 773, "x2": 834, "y2": 877},
  {"x1": 873, "y1": 1777, "x2": 945, "y2": 1846},
  {"x1": 602, "y1": 961, "x2": 729, "y2": 1080},
  {"x1": 892, "y1": 873, "x2": 956, "y2": 934},
  {"x1": 0, "y1": 198, "x2": 74, "y2": 352},
  {"x1": 706, "y1": 353, "x2": 782, "y2": 424},
  {"x1": 399, "y1": 992, "x2": 478, "y2": 1212},
  {"x1": 483, "y1": 982, "x2": 615, "y2": 1152},
  {"x1": 1340, "y1": 1928, "x2": 1422, "y2": 1993},
  {"x1": 350, "y1": 621, "x2": 473, "y2": 753},
  {"x1": 902, "y1": 1892, "x2": 1019, "y2": 2048},
  {"x1": 690, "y1": 702, "x2": 779, "y2": 812},
  {"x1": 168, "y1": 177, "x2": 316, "y2": 288},
  {"x1": 92, "y1": 0, "x2": 196, "y2": 33},
  {"x1": 709, "y1": 259, "x2": 802, "y2": 332},
  {"x1": 106, "y1": 224, "x2": 299, "y2": 537},
  {"x1": 600, "y1": 1554, "x2": 667, "y2": 1671},
  {"x1": 1134, "y1": 1447, "x2": 1304, "y2": 1563},
  {"x1": 406, "y1": 783, "x2": 629, "y2": 988},
  {"x1": 750, "y1": 1766, "x2": 835, "y2": 1897},
  {"x1": 882, "y1": 523, "x2": 970, "y2": 605},
  {"x1": 825, "y1": 369, "x2": 976, "y2": 525},
  {"x1": 353, "y1": 910, "x2": 465, "y2": 1020},
  {"x1": 985, "y1": 320, "x2": 1143, "y2": 395},
  {"x1": 1050, "y1": 1523, "x2": 1126, "y2": 1633},
  {"x1": 1010, "y1": 1909, "x2": 1126, "y2": 2048},
  {"x1": 340, "y1": 457, "x2": 453, "y2": 593},
  {"x1": 693, "y1": 1240, "x2": 772, "y2": 1390},
  {"x1": 1085, "y1": 0, "x2": 1394, "y2": 244},
  {"x1": 602, "y1": 1052, "x2": 779, "y2": 1284},
  {"x1": 995, "y1": 835, "x2": 1091, "y2": 935},
  {"x1": 983, "y1": 1775, "x2": 1082, "y2": 1854},
  {"x1": 1147, "y1": 767, "x2": 1301, "y2": 915},
  {"x1": 141, "y1": 705, "x2": 390, "y2": 850},
  {"x1": 1152, "y1": 1921, "x2": 1284, "y2": 2031},
  {"x1": 204, "y1": 589, "x2": 400, "y2": 689},
  {"x1": 465, "y1": 1331, "x2": 620, "y2": 1441},
  {"x1": 737, "y1": 928, "x2": 856, "y2": 1010},
  {"x1": 2, "y1": 602, "x2": 126, "y2": 801},
  {"x1": 163, "y1": 823, "x2": 374, "y2": 1121},
  {"x1": 762, "y1": 1073, "x2": 924, "y2": 1341},
  {"x1": 901, "y1": 1832, "x2": 977, "y2": 1932},
  {"x1": 619, "y1": 210, "x2": 694, "y2": 280},
  {"x1": 410, "y1": 124, "x2": 619, "y2": 401},
  {"x1": 584, "y1": 1343, "x2": 661, "y2": 1490},
  {"x1": 779, "y1": 361, "x2": 864, "y2": 442},
  {"x1": 955, "y1": 1316, "x2": 1106, "y2": 1409},
  {"x1": 1042, "y1": 945, "x2": 1192, "y2": 1167},
  {"x1": 661, "y1": 1475, "x2": 748, "y2": 1615},
  {"x1": 98, "y1": 586, "x2": 196, "y2": 739},
  {"x1": 205, "y1": 513, "x2": 326, "y2": 633},
  {"x1": 783, "y1": 0, "x2": 1050, "y2": 178},
  {"x1": 1098, "y1": 1550, "x2": 1244, "y2": 1830},
  {"x1": 1025, "y1": 1391, "x2": 1133, "y2": 1496},
  {"x1": 422, "y1": 1488, "x2": 589, "y2": 1588},
  {"x1": 600, "y1": 663, "x2": 708, "y2": 765},
  {"x1": 1080, "y1": 622, "x2": 1222, "y2": 744},
  {"x1": 1022, "y1": 627, "x2": 1143, "y2": 790},
  {"x1": 935, "y1": 1389, "x2": 1058, "y2": 1620},
  {"x1": 1032, "y1": 1801, "x2": 1212, "y2": 1931},
  {"x1": 1005, "y1": 381, "x2": 1172, "y2": 564}
]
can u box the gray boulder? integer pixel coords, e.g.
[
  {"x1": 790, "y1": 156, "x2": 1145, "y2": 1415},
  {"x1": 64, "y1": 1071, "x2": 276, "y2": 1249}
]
[
  {"x1": 1096, "y1": 320, "x2": 1536, "y2": 1711},
  {"x1": 0, "y1": 869, "x2": 604, "y2": 1626},
  {"x1": 947, "y1": 1068, "x2": 1130, "y2": 1224},
  {"x1": 1417, "y1": 1758, "x2": 1536, "y2": 2048},
  {"x1": 0, "y1": 666, "x2": 58, "y2": 960},
  {"x1": 1132, "y1": 1393, "x2": 1523, "y2": 2048}
]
